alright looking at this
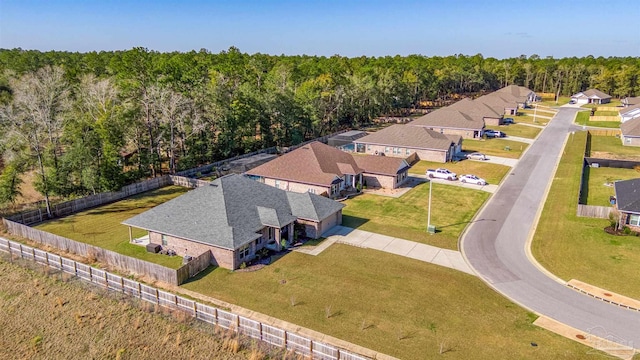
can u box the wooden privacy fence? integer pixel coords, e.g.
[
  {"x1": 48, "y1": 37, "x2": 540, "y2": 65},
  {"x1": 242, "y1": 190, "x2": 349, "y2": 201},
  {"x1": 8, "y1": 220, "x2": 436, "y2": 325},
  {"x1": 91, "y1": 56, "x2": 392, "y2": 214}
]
[
  {"x1": 587, "y1": 129, "x2": 620, "y2": 137},
  {"x1": 577, "y1": 205, "x2": 612, "y2": 219},
  {"x1": 2, "y1": 218, "x2": 210, "y2": 286},
  {"x1": 590, "y1": 116, "x2": 620, "y2": 122},
  {"x1": 169, "y1": 175, "x2": 211, "y2": 188},
  {"x1": 0, "y1": 237, "x2": 371, "y2": 360},
  {"x1": 596, "y1": 106, "x2": 620, "y2": 112},
  {"x1": 5, "y1": 176, "x2": 172, "y2": 226}
]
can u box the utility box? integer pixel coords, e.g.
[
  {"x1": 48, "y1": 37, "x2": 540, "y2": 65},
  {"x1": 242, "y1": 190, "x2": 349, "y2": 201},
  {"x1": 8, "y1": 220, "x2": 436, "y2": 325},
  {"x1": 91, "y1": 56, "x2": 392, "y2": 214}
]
[
  {"x1": 146, "y1": 243, "x2": 161, "y2": 253},
  {"x1": 427, "y1": 225, "x2": 436, "y2": 234}
]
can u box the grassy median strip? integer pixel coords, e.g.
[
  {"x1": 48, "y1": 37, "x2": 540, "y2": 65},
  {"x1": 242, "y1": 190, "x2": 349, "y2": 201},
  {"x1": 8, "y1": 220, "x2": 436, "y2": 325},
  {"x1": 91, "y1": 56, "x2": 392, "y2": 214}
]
[
  {"x1": 532, "y1": 131, "x2": 640, "y2": 299},
  {"x1": 342, "y1": 181, "x2": 489, "y2": 250},
  {"x1": 462, "y1": 138, "x2": 528, "y2": 159},
  {"x1": 34, "y1": 186, "x2": 189, "y2": 269},
  {"x1": 409, "y1": 160, "x2": 510, "y2": 185},
  {"x1": 182, "y1": 244, "x2": 599, "y2": 359}
]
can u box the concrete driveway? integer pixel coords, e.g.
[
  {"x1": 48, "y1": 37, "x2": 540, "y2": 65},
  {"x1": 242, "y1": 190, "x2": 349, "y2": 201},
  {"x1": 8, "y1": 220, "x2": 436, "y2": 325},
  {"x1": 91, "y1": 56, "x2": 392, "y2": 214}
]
[{"x1": 461, "y1": 107, "x2": 640, "y2": 349}]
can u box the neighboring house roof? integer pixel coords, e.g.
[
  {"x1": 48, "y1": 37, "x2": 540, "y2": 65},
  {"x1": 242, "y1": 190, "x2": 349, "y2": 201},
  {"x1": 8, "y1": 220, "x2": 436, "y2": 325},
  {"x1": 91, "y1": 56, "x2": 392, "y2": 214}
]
[
  {"x1": 622, "y1": 96, "x2": 640, "y2": 107},
  {"x1": 352, "y1": 155, "x2": 410, "y2": 176},
  {"x1": 449, "y1": 97, "x2": 503, "y2": 119},
  {"x1": 409, "y1": 108, "x2": 484, "y2": 130},
  {"x1": 495, "y1": 85, "x2": 535, "y2": 103},
  {"x1": 474, "y1": 93, "x2": 519, "y2": 111},
  {"x1": 246, "y1": 141, "x2": 363, "y2": 187},
  {"x1": 620, "y1": 103, "x2": 640, "y2": 117},
  {"x1": 329, "y1": 130, "x2": 368, "y2": 141},
  {"x1": 122, "y1": 174, "x2": 344, "y2": 250},
  {"x1": 355, "y1": 124, "x2": 460, "y2": 151},
  {"x1": 621, "y1": 116, "x2": 640, "y2": 137},
  {"x1": 572, "y1": 89, "x2": 612, "y2": 100},
  {"x1": 614, "y1": 178, "x2": 640, "y2": 214}
]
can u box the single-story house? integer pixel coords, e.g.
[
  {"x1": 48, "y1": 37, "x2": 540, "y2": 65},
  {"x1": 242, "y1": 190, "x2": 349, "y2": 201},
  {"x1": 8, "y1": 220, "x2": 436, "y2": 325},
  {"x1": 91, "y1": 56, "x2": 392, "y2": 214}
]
[
  {"x1": 408, "y1": 107, "x2": 484, "y2": 139},
  {"x1": 474, "y1": 92, "x2": 520, "y2": 115},
  {"x1": 614, "y1": 178, "x2": 640, "y2": 230},
  {"x1": 620, "y1": 116, "x2": 640, "y2": 146},
  {"x1": 448, "y1": 97, "x2": 505, "y2": 126},
  {"x1": 622, "y1": 96, "x2": 640, "y2": 107},
  {"x1": 354, "y1": 124, "x2": 462, "y2": 163},
  {"x1": 620, "y1": 104, "x2": 640, "y2": 123},
  {"x1": 571, "y1": 89, "x2": 612, "y2": 105},
  {"x1": 494, "y1": 85, "x2": 537, "y2": 107},
  {"x1": 352, "y1": 155, "x2": 410, "y2": 189},
  {"x1": 246, "y1": 141, "x2": 364, "y2": 198},
  {"x1": 122, "y1": 174, "x2": 345, "y2": 270},
  {"x1": 327, "y1": 130, "x2": 368, "y2": 147}
]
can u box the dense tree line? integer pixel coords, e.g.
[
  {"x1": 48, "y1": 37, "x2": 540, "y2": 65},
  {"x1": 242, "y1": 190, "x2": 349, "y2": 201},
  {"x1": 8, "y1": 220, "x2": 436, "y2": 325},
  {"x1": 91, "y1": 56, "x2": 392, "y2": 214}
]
[{"x1": 0, "y1": 48, "x2": 638, "y2": 210}]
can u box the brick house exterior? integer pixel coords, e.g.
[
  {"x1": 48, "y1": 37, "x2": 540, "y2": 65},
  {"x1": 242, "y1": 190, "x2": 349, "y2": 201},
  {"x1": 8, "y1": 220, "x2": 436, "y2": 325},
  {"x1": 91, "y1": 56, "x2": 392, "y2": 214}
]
[{"x1": 123, "y1": 174, "x2": 344, "y2": 270}]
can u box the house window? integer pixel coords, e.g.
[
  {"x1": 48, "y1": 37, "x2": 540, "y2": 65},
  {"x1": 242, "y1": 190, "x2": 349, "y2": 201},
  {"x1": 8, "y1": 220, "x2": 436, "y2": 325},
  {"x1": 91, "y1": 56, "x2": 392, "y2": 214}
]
[
  {"x1": 367, "y1": 145, "x2": 371, "y2": 151},
  {"x1": 274, "y1": 180, "x2": 281, "y2": 189},
  {"x1": 626, "y1": 138, "x2": 631, "y2": 144},
  {"x1": 161, "y1": 234, "x2": 167, "y2": 246},
  {"x1": 385, "y1": 147, "x2": 390, "y2": 153},
  {"x1": 308, "y1": 188, "x2": 316, "y2": 194},
  {"x1": 393, "y1": 147, "x2": 401, "y2": 155},
  {"x1": 629, "y1": 214, "x2": 640, "y2": 226},
  {"x1": 268, "y1": 227, "x2": 275, "y2": 240},
  {"x1": 331, "y1": 183, "x2": 339, "y2": 195},
  {"x1": 406, "y1": 148, "x2": 411, "y2": 155},
  {"x1": 239, "y1": 244, "x2": 250, "y2": 259},
  {"x1": 257, "y1": 237, "x2": 262, "y2": 245}
]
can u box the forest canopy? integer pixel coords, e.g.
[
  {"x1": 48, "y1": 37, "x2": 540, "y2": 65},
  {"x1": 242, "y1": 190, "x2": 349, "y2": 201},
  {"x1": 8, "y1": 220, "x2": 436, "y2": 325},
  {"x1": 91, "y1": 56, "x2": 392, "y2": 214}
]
[{"x1": 0, "y1": 47, "x2": 638, "y2": 210}]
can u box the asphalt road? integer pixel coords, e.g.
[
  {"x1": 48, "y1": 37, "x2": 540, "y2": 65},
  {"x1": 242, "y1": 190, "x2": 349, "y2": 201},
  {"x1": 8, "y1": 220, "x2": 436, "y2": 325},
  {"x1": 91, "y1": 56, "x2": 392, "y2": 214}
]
[{"x1": 461, "y1": 107, "x2": 640, "y2": 348}]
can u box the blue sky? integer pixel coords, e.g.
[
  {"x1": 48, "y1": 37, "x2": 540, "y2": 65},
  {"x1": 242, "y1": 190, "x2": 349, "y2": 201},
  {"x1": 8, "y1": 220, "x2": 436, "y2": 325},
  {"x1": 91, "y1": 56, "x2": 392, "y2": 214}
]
[{"x1": 1, "y1": 0, "x2": 638, "y2": 58}]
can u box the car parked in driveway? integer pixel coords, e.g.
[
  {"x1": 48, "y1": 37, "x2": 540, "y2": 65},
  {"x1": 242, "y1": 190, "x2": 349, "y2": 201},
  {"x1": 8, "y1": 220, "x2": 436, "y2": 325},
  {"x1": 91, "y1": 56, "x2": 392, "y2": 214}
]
[
  {"x1": 426, "y1": 168, "x2": 457, "y2": 180},
  {"x1": 503, "y1": 118, "x2": 514, "y2": 124},
  {"x1": 485, "y1": 130, "x2": 506, "y2": 138},
  {"x1": 459, "y1": 174, "x2": 487, "y2": 185},
  {"x1": 466, "y1": 152, "x2": 488, "y2": 161}
]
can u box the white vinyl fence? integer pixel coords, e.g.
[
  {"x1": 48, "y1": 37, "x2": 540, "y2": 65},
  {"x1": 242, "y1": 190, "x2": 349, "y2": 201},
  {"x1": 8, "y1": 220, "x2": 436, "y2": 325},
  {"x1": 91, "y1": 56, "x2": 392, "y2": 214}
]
[{"x1": 0, "y1": 237, "x2": 370, "y2": 360}]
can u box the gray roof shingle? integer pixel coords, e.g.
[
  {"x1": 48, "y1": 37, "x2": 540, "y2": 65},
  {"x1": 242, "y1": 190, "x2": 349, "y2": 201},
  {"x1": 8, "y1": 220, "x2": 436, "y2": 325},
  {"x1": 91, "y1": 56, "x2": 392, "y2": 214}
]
[
  {"x1": 355, "y1": 124, "x2": 460, "y2": 151},
  {"x1": 621, "y1": 116, "x2": 640, "y2": 137},
  {"x1": 615, "y1": 178, "x2": 640, "y2": 213},
  {"x1": 573, "y1": 89, "x2": 612, "y2": 100},
  {"x1": 122, "y1": 174, "x2": 344, "y2": 250}
]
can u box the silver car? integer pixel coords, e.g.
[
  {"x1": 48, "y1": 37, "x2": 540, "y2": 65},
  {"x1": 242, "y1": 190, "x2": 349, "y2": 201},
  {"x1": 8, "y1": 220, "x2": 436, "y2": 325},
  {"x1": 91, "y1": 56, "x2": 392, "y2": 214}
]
[{"x1": 466, "y1": 152, "x2": 488, "y2": 161}]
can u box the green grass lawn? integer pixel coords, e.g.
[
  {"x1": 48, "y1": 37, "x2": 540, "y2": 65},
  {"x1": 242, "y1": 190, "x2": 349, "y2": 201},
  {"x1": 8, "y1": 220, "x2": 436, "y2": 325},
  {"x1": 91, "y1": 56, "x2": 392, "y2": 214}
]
[
  {"x1": 538, "y1": 96, "x2": 571, "y2": 106},
  {"x1": 589, "y1": 135, "x2": 640, "y2": 160},
  {"x1": 583, "y1": 167, "x2": 640, "y2": 206},
  {"x1": 182, "y1": 244, "x2": 597, "y2": 359},
  {"x1": 575, "y1": 112, "x2": 620, "y2": 129},
  {"x1": 510, "y1": 114, "x2": 547, "y2": 126},
  {"x1": 486, "y1": 124, "x2": 542, "y2": 139},
  {"x1": 342, "y1": 182, "x2": 489, "y2": 250},
  {"x1": 532, "y1": 131, "x2": 640, "y2": 300},
  {"x1": 580, "y1": 100, "x2": 622, "y2": 108},
  {"x1": 409, "y1": 160, "x2": 510, "y2": 184},
  {"x1": 520, "y1": 108, "x2": 556, "y2": 117},
  {"x1": 34, "y1": 186, "x2": 189, "y2": 269},
  {"x1": 462, "y1": 139, "x2": 528, "y2": 159}
]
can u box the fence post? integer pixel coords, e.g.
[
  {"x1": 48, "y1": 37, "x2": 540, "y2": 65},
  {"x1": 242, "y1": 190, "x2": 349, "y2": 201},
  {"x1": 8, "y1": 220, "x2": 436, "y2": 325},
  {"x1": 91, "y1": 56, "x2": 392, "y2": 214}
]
[
  {"x1": 236, "y1": 315, "x2": 240, "y2": 332},
  {"x1": 156, "y1": 289, "x2": 160, "y2": 305},
  {"x1": 32, "y1": 247, "x2": 36, "y2": 261},
  {"x1": 59, "y1": 256, "x2": 63, "y2": 271},
  {"x1": 73, "y1": 261, "x2": 77, "y2": 276},
  {"x1": 104, "y1": 271, "x2": 108, "y2": 288},
  {"x1": 88, "y1": 266, "x2": 92, "y2": 281},
  {"x1": 18, "y1": 244, "x2": 23, "y2": 258},
  {"x1": 7, "y1": 241, "x2": 11, "y2": 263},
  {"x1": 192, "y1": 301, "x2": 197, "y2": 318},
  {"x1": 120, "y1": 277, "x2": 125, "y2": 293},
  {"x1": 45, "y1": 252, "x2": 49, "y2": 266},
  {"x1": 283, "y1": 331, "x2": 288, "y2": 348}
]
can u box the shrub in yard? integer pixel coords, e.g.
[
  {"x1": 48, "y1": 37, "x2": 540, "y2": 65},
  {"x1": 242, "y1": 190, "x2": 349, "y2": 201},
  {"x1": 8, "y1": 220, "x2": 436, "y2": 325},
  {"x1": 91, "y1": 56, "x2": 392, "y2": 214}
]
[
  {"x1": 623, "y1": 226, "x2": 632, "y2": 235},
  {"x1": 239, "y1": 262, "x2": 247, "y2": 269}
]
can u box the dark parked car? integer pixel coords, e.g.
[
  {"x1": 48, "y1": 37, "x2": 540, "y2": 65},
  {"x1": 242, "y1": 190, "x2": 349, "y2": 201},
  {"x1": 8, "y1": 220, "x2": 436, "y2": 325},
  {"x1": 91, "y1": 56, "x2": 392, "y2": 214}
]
[{"x1": 503, "y1": 118, "x2": 514, "y2": 124}]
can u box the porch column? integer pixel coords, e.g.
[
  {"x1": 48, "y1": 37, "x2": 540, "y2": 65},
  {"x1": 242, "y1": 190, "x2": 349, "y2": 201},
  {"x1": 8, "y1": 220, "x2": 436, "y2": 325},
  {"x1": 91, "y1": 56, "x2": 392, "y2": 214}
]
[
  {"x1": 275, "y1": 227, "x2": 282, "y2": 250},
  {"x1": 288, "y1": 223, "x2": 294, "y2": 242},
  {"x1": 352, "y1": 175, "x2": 356, "y2": 188}
]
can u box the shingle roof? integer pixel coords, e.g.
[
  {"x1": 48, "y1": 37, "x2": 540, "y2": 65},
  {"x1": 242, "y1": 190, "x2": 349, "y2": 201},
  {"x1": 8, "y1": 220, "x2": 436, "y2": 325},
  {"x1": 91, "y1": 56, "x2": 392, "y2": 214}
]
[
  {"x1": 246, "y1": 141, "x2": 363, "y2": 187},
  {"x1": 621, "y1": 116, "x2": 640, "y2": 137},
  {"x1": 355, "y1": 124, "x2": 460, "y2": 151},
  {"x1": 622, "y1": 97, "x2": 640, "y2": 106},
  {"x1": 475, "y1": 93, "x2": 519, "y2": 110},
  {"x1": 620, "y1": 103, "x2": 640, "y2": 116},
  {"x1": 615, "y1": 178, "x2": 640, "y2": 213},
  {"x1": 495, "y1": 85, "x2": 534, "y2": 102},
  {"x1": 352, "y1": 155, "x2": 410, "y2": 176},
  {"x1": 448, "y1": 97, "x2": 503, "y2": 119},
  {"x1": 573, "y1": 89, "x2": 612, "y2": 100},
  {"x1": 409, "y1": 108, "x2": 484, "y2": 130},
  {"x1": 122, "y1": 174, "x2": 344, "y2": 250}
]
